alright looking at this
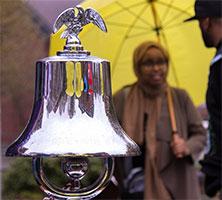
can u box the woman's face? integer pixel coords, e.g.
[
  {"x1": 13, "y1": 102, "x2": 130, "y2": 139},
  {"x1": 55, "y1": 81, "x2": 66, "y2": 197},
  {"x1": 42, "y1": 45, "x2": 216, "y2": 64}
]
[{"x1": 138, "y1": 47, "x2": 168, "y2": 87}]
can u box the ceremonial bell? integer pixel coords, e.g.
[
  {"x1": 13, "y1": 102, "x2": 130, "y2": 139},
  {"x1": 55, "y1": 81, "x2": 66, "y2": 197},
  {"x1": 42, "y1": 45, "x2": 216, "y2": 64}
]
[{"x1": 6, "y1": 5, "x2": 140, "y2": 200}]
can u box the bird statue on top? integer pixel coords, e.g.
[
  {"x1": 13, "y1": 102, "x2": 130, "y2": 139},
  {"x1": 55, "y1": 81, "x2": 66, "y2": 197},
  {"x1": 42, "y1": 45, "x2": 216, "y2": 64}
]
[{"x1": 53, "y1": 6, "x2": 107, "y2": 44}]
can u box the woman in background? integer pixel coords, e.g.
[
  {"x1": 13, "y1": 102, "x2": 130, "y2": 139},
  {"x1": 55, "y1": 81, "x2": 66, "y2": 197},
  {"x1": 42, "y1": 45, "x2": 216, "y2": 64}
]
[{"x1": 113, "y1": 41, "x2": 206, "y2": 199}]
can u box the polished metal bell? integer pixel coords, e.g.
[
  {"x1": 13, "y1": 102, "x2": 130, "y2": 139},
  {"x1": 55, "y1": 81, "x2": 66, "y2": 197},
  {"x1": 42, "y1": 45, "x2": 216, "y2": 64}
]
[
  {"x1": 6, "y1": 55, "x2": 140, "y2": 157},
  {"x1": 5, "y1": 6, "x2": 140, "y2": 199}
]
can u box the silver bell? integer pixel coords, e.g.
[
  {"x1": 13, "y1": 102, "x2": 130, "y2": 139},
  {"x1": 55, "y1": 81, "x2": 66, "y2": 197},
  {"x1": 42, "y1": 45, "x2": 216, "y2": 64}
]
[
  {"x1": 6, "y1": 54, "x2": 139, "y2": 157},
  {"x1": 6, "y1": 6, "x2": 140, "y2": 200}
]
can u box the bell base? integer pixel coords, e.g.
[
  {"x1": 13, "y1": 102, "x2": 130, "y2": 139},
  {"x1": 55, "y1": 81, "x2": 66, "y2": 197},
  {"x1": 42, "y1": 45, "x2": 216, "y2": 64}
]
[{"x1": 33, "y1": 157, "x2": 114, "y2": 199}]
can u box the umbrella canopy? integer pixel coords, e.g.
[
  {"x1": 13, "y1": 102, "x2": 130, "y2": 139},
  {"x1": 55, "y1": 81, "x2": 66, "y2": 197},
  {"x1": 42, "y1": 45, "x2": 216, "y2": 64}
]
[{"x1": 50, "y1": 0, "x2": 214, "y2": 105}]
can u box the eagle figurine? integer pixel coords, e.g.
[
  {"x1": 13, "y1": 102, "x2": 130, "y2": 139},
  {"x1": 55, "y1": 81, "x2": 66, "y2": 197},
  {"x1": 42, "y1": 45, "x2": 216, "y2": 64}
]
[{"x1": 53, "y1": 6, "x2": 107, "y2": 43}]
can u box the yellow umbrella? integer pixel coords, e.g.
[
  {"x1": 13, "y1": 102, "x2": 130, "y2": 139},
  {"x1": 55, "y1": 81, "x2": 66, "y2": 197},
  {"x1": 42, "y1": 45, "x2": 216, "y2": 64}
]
[{"x1": 50, "y1": 0, "x2": 214, "y2": 105}]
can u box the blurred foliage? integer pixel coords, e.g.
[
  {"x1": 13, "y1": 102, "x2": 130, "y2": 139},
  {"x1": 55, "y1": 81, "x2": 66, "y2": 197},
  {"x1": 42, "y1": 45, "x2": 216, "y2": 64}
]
[
  {"x1": 2, "y1": 158, "x2": 43, "y2": 200},
  {"x1": 3, "y1": 157, "x2": 103, "y2": 199}
]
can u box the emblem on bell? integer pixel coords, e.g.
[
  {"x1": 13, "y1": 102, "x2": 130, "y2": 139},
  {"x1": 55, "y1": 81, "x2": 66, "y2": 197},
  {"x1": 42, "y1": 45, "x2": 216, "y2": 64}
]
[{"x1": 6, "y1": 5, "x2": 140, "y2": 200}]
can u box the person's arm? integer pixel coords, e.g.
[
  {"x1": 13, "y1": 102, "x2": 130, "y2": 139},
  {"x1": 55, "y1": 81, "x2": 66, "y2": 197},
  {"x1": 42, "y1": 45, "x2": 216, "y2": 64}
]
[{"x1": 183, "y1": 90, "x2": 207, "y2": 161}]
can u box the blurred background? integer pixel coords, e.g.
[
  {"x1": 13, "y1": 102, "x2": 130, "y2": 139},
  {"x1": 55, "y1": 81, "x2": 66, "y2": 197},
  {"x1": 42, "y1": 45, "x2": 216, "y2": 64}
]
[
  {"x1": 0, "y1": 0, "x2": 216, "y2": 199},
  {"x1": 1, "y1": 0, "x2": 82, "y2": 199}
]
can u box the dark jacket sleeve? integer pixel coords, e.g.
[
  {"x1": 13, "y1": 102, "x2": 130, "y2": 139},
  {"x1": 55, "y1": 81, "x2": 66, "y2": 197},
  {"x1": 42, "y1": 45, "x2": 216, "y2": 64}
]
[{"x1": 200, "y1": 57, "x2": 222, "y2": 197}]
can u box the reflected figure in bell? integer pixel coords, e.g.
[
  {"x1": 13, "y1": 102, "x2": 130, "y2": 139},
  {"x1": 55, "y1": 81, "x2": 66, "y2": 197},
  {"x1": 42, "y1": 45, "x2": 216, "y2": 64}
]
[{"x1": 113, "y1": 41, "x2": 207, "y2": 199}]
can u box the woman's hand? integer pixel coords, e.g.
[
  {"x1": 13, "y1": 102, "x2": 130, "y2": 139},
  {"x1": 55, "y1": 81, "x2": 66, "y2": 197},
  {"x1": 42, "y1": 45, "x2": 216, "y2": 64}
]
[{"x1": 171, "y1": 134, "x2": 190, "y2": 158}]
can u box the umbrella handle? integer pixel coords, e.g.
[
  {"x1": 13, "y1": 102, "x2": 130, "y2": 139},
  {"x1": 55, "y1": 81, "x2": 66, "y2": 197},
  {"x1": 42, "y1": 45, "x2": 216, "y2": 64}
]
[{"x1": 167, "y1": 86, "x2": 179, "y2": 139}]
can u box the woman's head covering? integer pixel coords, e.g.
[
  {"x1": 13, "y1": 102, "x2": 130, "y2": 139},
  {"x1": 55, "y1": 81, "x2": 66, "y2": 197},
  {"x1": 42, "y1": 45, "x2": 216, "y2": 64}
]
[{"x1": 133, "y1": 41, "x2": 169, "y2": 77}]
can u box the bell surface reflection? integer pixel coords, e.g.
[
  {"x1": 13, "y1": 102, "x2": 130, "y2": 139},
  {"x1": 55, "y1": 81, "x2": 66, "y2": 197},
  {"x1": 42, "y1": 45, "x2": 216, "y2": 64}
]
[{"x1": 6, "y1": 56, "x2": 140, "y2": 157}]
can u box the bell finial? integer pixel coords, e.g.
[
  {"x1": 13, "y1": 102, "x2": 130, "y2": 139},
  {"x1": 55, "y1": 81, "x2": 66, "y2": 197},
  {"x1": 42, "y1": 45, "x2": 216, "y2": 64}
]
[{"x1": 53, "y1": 6, "x2": 107, "y2": 45}]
